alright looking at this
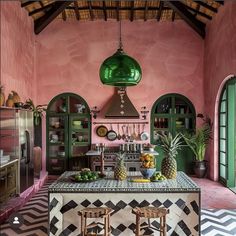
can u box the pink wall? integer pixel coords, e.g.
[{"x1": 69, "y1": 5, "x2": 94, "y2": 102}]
[
  {"x1": 0, "y1": 1, "x2": 36, "y2": 103},
  {"x1": 204, "y1": 1, "x2": 236, "y2": 180},
  {"x1": 36, "y1": 20, "x2": 204, "y2": 154}
]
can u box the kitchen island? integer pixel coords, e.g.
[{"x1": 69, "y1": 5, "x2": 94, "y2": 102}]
[{"x1": 48, "y1": 171, "x2": 200, "y2": 236}]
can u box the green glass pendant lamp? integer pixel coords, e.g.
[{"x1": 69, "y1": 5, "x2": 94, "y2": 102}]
[{"x1": 100, "y1": 21, "x2": 142, "y2": 87}]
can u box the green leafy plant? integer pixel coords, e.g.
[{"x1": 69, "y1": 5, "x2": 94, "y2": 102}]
[
  {"x1": 182, "y1": 122, "x2": 212, "y2": 161},
  {"x1": 25, "y1": 99, "x2": 47, "y2": 126},
  {"x1": 159, "y1": 132, "x2": 183, "y2": 158}
]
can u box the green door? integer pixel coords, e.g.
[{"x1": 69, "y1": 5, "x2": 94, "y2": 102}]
[{"x1": 219, "y1": 78, "x2": 236, "y2": 188}]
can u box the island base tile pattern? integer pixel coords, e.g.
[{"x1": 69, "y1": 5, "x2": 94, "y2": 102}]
[{"x1": 49, "y1": 192, "x2": 200, "y2": 236}]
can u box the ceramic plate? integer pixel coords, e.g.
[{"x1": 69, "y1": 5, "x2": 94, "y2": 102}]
[
  {"x1": 96, "y1": 125, "x2": 108, "y2": 137},
  {"x1": 69, "y1": 174, "x2": 101, "y2": 183},
  {"x1": 140, "y1": 131, "x2": 149, "y2": 141}
]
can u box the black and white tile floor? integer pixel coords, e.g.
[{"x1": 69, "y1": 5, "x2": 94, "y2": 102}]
[{"x1": 0, "y1": 180, "x2": 235, "y2": 236}]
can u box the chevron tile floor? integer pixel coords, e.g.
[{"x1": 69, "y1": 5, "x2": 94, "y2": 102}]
[{"x1": 0, "y1": 180, "x2": 236, "y2": 236}]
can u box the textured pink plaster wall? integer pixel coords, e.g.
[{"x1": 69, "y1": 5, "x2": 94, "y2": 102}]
[
  {"x1": 36, "y1": 19, "x2": 204, "y2": 157},
  {"x1": 204, "y1": 1, "x2": 236, "y2": 180},
  {"x1": 0, "y1": 1, "x2": 36, "y2": 103}
]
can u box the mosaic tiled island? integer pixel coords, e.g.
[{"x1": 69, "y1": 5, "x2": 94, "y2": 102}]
[{"x1": 49, "y1": 171, "x2": 200, "y2": 236}]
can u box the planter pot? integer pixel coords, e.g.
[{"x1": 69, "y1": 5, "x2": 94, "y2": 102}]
[{"x1": 193, "y1": 160, "x2": 207, "y2": 178}]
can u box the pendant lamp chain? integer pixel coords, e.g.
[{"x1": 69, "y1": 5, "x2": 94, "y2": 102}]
[{"x1": 119, "y1": 20, "x2": 123, "y2": 50}]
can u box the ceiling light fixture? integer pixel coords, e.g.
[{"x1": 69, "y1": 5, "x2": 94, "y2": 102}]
[{"x1": 99, "y1": 20, "x2": 142, "y2": 87}]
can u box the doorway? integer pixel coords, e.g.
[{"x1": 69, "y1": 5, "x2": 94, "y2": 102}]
[{"x1": 218, "y1": 77, "x2": 236, "y2": 191}]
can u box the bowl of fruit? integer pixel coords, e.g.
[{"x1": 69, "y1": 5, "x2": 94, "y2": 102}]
[
  {"x1": 70, "y1": 169, "x2": 101, "y2": 182},
  {"x1": 139, "y1": 153, "x2": 156, "y2": 179},
  {"x1": 150, "y1": 172, "x2": 167, "y2": 182},
  {"x1": 140, "y1": 168, "x2": 156, "y2": 179}
]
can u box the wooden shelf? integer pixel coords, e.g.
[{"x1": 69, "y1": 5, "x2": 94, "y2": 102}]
[
  {"x1": 72, "y1": 142, "x2": 89, "y2": 146},
  {"x1": 71, "y1": 128, "x2": 89, "y2": 132},
  {"x1": 49, "y1": 142, "x2": 65, "y2": 146}
]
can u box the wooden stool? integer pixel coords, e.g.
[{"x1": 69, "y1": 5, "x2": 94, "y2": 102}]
[
  {"x1": 132, "y1": 207, "x2": 169, "y2": 236},
  {"x1": 78, "y1": 207, "x2": 112, "y2": 236}
]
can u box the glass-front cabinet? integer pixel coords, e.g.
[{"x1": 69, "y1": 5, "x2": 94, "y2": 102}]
[
  {"x1": 46, "y1": 93, "x2": 91, "y2": 174},
  {"x1": 151, "y1": 94, "x2": 196, "y2": 174}
]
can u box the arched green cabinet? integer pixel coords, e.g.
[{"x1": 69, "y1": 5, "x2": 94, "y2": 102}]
[
  {"x1": 151, "y1": 93, "x2": 196, "y2": 174},
  {"x1": 46, "y1": 93, "x2": 91, "y2": 174}
]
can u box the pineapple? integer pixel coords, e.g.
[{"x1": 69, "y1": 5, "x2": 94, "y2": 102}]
[
  {"x1": 114, "y1": 152, "x2": 127, "y2": 181},
  {"x1": 159, "y1": 132, "x2": 182, "y2": 179}
]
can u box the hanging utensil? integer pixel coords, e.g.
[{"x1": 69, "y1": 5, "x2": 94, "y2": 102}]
[
  {"x1": 106, "y1": 124, "x2": 117, "y2": 141},
  {"x1": 122, "y1": 125, "x2": 126, "y2": 140},
  {"x1": 140, "y1": 124, "x2": 149, "y2": 141},
  {"x1": 126, "y1": 125, "x2": 130, "y2": 142},
  {"x1": 129, "y1": 125, "x2": 134, "y2": 142},
  {"x1": 132, "y1": 124, "x2": 137, "y2": 140},
  {"x1": 137, "y1": 124, "x2": 141, "y2": 140},
  {"x1": 117, "y1": 124, "x2": 121, "y2": 140}
]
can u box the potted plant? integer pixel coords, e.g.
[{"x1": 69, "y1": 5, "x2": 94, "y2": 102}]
[
  {"x1": 182, "y1": 115, "x2": 212, "y2": 178},
  {"x1": 158, "y1": 132, "x2": 183, "y2": 179},
  {"x1": 25, "y1": 98, "x2": 47, "y2": 126}
]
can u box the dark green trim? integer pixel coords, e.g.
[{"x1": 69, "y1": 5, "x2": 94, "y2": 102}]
[
  {"x1": 218, "y1": 77, "x2": 236, "y2": 188},
  {"x1": 47, "y1": 92, "x2": 90, "y2": 115}
]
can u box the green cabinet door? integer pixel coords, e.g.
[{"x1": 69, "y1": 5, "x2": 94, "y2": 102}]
[
  {"x1": 46, "y1": 93, "x2": 91, "y2": 174},
  {"x1": 219, "y1": 78, "x2": 236, "y2": 187}
]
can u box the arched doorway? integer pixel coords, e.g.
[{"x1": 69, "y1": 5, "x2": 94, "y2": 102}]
[
  {"x1": 151, "y1": 93, "x2": 196, "y2": 174},
  {"x1": 218, "y1": 77, "x2": 236, "y2": 190}
]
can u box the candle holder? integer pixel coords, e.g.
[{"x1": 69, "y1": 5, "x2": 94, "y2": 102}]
[
  {"x1": 140, "y1": 106, "x2": 149, "y2": 120},
  {"x1": 90, "y1": 106, "x2": 100, "y2": 119}
]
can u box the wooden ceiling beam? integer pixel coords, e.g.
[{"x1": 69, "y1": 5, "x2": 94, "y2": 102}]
[
  {"x1": 34, "y1": 1, "x2": 72, "y2": 35},
  {"x1": 74, "y1": 1, "x2": 80, "y2": 21},
  {"x1": 130, "y1": 1, "x2": 134, "y2": 22},
  {"x1": 194, "y1": 3, "x2": 200, "y2": 17},
  {"x1": 29, "y1": 3, "x2": 54, "y2": 16},
  {"x1": 185, "y1": 5, "x2": 212, "y2": 20},
  {"x1": 88, "y1": 1, "x2": 95, "y2": 21},
  {"x1": 66, "y1": 6, "x2": 171, "y2": 12},
  {"x1": 144, "y1": 1, "x2": 148, "y2": 21},
  {"x1": 194, "y1": 1, "x2": 218, "y2": 13},
  {"x1": 102, "y1": 1, "x2": 108, "y2": 21},
  {"x1": 216, "y1": 1, "x2": 224, "y2": 5},
  {"x1": 166, "y1": 1, "x2": 205, "y2": 38},
  {"x1": 62, "y1": 10, "x2": 66, "y2": 21},
  {"x1": 21, "y1": 1, "x2": 38, "y2": 8},
  {"x1": 157, "y1": 1, "x2": 163, "y2": 21},
  {"x1": 116, "y1": 1, "x2": 120, "y2": 21},
  {"x1": 171, "y1": 11, "x2": 175, "y2": 21}
]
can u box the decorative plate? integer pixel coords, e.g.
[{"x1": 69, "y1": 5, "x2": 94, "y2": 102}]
[
  {"x1": 96, "y1": 125, "x2": 108, "y2": 137},
  {"x1": 151, "y1": 179, "x2": 166, "y2": 182}
]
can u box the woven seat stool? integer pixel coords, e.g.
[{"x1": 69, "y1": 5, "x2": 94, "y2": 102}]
[
  {"x1": 132, "y1": 207, "x2": 169, "y2": 236},
  {"x1": 78, "y1": 207, "x2": 112, "y2": 236}
]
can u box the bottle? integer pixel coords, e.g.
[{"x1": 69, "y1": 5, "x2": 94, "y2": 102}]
[{"x1": 154, "y1": 118, "x2": 158, "y2": 128}]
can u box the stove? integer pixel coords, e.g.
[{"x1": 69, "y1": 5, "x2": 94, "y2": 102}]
[{"x1": 91, "y1": 149, "x2": 141, "y2": 172}]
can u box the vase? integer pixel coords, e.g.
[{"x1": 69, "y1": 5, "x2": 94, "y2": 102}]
[{"x1": 194, "y1": 160, "x2": 207, "y2": 178}]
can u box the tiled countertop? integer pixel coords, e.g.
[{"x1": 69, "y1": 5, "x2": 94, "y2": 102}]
[
  {"x1": 0, "y1": 158, "x2": 18, "y2": 168},
  {"x1": 49, "y1": 171, "x2": 200, "y2": 193}
]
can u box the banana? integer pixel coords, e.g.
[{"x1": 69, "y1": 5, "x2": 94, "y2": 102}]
[{"x1": 130, "y1": 179, "x2": 150, "y2": 183}]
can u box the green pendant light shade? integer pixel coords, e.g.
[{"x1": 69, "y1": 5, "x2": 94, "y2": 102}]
[
  {"x1": 99, "y1": 21, "x2": 142, "y2": 87},
  {"x1": 100, "y1": 48, "x2": 142, "y2": 87}
]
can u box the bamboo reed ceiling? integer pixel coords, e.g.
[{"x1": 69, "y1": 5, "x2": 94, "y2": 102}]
[{"x1": 21, "y1": 0, "x2": 224, "y2": 37}]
